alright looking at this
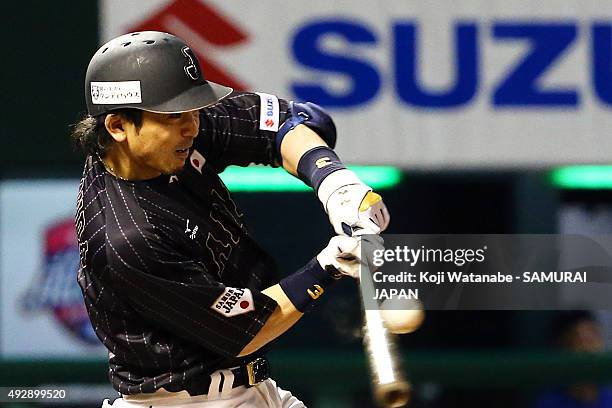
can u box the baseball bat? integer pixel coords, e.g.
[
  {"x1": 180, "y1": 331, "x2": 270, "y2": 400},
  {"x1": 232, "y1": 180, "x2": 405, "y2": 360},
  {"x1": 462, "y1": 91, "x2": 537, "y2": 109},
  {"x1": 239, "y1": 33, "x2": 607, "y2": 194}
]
[
  {"x1": 354, "y1": 191, "x2": 410, "y2": 407},
  {"x1": 359, "y1": 258, "x2": 411, "y2": 408}
]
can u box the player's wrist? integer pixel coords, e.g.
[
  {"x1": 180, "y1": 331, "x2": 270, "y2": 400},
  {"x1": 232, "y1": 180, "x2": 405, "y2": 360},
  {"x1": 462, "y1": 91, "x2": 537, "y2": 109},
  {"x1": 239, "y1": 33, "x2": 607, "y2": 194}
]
[
  {"x1": 296, "y1": 146, "x2": 346, "y2": 193},
  {"x1": 279, "y1": 258, "x2": 341, "y2": 313}
]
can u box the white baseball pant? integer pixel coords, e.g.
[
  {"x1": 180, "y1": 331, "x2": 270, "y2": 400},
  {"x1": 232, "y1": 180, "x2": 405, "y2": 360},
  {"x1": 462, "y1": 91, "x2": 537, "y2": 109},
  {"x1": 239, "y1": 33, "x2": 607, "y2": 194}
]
[{"x1": 101, "y1": 378, "x2": 305, "y2": 408}]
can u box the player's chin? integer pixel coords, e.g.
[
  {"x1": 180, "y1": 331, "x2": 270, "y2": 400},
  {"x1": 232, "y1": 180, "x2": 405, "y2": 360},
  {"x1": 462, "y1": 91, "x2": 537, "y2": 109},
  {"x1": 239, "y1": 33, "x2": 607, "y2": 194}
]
[{"x1": 162, "y1": 158, "x2": 188, "y2": 175}]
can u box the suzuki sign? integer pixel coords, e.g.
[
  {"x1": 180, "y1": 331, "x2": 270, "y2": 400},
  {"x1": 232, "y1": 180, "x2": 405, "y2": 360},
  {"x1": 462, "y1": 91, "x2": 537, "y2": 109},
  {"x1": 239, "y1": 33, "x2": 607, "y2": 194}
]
[{"x1": 101, "y1": 0, "x2": 612, "y2": 169}]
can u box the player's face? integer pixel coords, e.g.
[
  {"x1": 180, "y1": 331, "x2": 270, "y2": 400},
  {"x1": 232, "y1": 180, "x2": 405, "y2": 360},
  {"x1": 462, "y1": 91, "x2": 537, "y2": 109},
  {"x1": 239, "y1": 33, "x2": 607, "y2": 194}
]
[{"x1": 124, "y1": 110, "x2": 200, "y2": 178}]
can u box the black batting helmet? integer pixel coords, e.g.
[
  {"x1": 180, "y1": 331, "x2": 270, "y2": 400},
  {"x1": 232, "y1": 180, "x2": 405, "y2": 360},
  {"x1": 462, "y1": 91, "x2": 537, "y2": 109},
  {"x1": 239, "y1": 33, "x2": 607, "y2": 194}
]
[{"x1": 85, "y1": 31, "x2": 232, "y2": 116}]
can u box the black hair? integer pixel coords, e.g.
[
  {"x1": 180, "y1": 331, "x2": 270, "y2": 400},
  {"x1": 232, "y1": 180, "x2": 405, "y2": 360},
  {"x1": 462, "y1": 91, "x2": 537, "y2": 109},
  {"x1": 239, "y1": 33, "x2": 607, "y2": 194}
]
[{"x1": 70, "y1": 109, "x2": 143, "y2": 157}]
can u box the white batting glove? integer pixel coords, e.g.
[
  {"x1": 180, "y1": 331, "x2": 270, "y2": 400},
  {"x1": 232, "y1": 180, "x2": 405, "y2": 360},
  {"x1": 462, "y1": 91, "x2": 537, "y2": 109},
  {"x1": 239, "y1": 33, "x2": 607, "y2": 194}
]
[
  {"x1": 318, "y1": 170, "x2": 390, "y2": 236},
  {"x1": 316, "y1": 235, "x2": 384, "y2": 279}
]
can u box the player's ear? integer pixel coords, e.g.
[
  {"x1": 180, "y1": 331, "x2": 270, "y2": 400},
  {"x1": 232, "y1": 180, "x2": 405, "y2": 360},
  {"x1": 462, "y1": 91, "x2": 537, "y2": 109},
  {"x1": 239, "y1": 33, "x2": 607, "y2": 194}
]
[{"x1": 104, "y1": 113, "x2": 128, "y2": 142}]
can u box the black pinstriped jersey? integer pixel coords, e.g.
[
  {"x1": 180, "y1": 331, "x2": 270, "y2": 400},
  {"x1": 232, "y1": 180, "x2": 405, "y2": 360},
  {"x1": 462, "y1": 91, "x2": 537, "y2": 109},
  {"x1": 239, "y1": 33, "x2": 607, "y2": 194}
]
[{"x1": 75, "y1": 92, "x2": 291, "y2": 396}]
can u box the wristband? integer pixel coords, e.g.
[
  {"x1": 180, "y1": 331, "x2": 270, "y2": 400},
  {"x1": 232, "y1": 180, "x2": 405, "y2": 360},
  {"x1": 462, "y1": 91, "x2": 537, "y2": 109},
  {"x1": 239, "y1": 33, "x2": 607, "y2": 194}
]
[
  {"x1": 279, "y1": 258, "x2": 339, "y2": 313},
  {"x1": 296, "y1": 146, "x2": 345, "y2": 191}
]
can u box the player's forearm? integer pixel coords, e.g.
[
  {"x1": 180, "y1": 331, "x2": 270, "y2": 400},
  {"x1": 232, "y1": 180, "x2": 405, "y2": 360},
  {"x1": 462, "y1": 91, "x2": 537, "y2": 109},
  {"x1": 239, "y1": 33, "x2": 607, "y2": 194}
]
[
  {"x1": 238, "y1": 284, "x2": 302, "y2": 356},
  {"x1": 238, "y1": 254, "x2": 348, "y2": 357},
  {"x1": 280, "y1": 124, "x2": 328, "y2": 176},
  {"x1": 280, "y1": 122, "x2": 391, "y2": 237}
]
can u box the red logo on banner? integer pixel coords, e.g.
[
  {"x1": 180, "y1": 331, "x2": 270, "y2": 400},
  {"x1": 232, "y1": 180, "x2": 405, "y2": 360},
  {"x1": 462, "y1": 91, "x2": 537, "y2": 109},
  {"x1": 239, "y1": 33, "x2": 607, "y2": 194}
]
[
  {"x1": 265, "y1": 118, "x2": 275, "y2": 128},
  {"x1": 129, "y1": 0, "x2": 249, "y2": 90},
  {"x1": 22, "y1": 218, "x2": 100, "y2": 345}
]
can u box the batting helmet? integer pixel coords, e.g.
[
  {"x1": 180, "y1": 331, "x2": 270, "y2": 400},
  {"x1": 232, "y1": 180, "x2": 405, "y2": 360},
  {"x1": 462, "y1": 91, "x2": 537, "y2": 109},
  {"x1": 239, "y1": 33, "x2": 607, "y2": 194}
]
[{"x1": 85, "y1": 31, "x2": 232, "y2": 116}]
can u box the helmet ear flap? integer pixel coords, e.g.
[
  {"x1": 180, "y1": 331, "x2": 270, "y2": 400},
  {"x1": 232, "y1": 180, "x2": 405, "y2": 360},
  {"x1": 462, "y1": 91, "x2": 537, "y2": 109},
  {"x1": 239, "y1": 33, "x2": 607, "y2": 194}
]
[{"x1": 85, "y1": 31, "x2": 232, "y2": 116}]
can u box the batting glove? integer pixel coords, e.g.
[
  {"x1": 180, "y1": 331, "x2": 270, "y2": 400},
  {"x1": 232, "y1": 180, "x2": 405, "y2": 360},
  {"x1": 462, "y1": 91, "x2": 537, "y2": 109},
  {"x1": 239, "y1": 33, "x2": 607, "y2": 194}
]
[
  {"x1": 317, "y1": 235, "x2": 384, "y2": 279},
  {"x1": 318, "y1": 169, "x2": 390, "y2": 236}
]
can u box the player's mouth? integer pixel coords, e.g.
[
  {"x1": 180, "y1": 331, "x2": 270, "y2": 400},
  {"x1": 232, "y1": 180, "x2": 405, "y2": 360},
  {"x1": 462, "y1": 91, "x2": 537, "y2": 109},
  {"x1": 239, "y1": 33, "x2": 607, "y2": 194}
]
[{"x1": 176, "y1": 146, "x2": 191, "y2": 157}]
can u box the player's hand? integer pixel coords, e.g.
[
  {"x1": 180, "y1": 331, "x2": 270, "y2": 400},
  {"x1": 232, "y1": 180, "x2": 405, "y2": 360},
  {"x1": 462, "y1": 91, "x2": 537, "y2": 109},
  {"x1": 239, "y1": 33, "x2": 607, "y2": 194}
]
[
  {"x1": 317, "y1": 169, "x2": 390, "y2": 237},
  {"x1": 326, "y1": 186, "x2": 390, "y2": 237},
  {"x1": 316, "y1": 235, "x2": 384, "y2": 279}
]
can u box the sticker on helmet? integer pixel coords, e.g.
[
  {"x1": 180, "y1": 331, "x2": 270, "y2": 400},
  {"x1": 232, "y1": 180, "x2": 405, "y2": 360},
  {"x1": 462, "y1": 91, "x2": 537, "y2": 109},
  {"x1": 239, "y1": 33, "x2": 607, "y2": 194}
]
[{"x1": 91, "y1": 81, "x2": 142, "y2": 105}]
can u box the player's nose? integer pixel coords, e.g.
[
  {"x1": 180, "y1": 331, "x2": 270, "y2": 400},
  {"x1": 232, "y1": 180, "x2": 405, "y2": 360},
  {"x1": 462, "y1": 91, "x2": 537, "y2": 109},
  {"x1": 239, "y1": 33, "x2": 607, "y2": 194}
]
[{"x1": 182, "y1": 110, "x2": 200, "y2": 139}]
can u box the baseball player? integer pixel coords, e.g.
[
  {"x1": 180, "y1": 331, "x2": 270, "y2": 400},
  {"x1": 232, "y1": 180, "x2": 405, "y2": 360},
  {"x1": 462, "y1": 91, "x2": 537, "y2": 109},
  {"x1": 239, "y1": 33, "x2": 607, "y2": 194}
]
[{"x1": 72, "y1": 31, "x2": 389, "y2": 407}]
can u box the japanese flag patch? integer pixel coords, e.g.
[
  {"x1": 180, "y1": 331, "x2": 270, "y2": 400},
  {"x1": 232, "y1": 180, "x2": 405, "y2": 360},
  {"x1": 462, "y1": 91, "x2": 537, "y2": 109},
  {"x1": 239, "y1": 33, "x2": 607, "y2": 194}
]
[
  {"x1": 190, "y1": 149, "x2": 206, "y2": 173},
  {"x1": 211, "y1": 287, "x2": 255, "y2": 317}
]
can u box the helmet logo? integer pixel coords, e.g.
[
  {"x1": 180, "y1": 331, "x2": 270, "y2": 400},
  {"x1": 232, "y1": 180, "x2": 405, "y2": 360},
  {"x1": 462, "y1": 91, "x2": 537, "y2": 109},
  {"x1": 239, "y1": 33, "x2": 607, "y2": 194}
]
[{"x1": 181, "y1": 46, "x2": 200, "y2": 81}]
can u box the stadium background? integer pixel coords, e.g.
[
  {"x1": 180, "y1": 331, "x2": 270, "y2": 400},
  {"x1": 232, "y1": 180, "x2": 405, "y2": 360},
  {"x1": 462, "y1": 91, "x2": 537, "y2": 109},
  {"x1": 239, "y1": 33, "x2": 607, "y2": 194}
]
[{"x1": 2, "y1": 1, "x2": 612, "y2": 407}]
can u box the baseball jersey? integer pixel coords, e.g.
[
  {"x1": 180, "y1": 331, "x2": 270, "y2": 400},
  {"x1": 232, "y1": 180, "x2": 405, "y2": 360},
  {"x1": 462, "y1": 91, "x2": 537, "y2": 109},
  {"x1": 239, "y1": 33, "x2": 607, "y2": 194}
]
[{"x1": 75, "y1": 92, "x2": 291, "y2": 396}]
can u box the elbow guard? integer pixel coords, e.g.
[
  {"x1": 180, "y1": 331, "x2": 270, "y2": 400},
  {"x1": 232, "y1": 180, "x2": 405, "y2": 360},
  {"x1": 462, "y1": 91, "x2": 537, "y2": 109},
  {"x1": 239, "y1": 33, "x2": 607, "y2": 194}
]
[{"x1": 275, "y1": 102, "x2": 337, "y2": 161}]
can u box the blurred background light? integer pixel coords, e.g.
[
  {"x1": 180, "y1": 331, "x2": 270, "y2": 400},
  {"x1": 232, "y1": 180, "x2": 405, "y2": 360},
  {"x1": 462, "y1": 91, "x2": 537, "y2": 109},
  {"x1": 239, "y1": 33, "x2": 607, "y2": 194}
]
[
  {"x1": 550, "y1": 166, "x2": 612, "y2": 190},
  {"x1": 220, "y1": 165, "x2": 402, "y2": 192}
]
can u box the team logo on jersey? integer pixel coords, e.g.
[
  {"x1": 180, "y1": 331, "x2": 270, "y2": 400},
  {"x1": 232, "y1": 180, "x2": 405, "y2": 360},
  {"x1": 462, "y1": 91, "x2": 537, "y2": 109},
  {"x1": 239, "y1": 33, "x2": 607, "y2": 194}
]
[
  {"x1": 21, "y1": 218, "x2": 99, "y2": 345},
  {"x1": 211, "y1": 287, "x2": 255, "y2": 317},
  {"x1": 190, "y1": 149, "x2": 206, "y2": 173},
  {"x1": 256, "y1": 92, "x2": 279, "y2": 132},
  {"x1": 184, "y1": 219, "x2": 199, "y2": 239}
]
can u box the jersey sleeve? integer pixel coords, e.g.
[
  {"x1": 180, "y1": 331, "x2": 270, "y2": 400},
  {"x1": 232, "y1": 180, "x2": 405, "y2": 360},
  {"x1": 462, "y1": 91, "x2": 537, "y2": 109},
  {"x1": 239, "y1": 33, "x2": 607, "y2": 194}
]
[
  {"x1": 106, "y1": 226, "x2": 278, "y2": 358},
  {"x1": 195, "y1": 91, "x2": 290, "y2": 172}
]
